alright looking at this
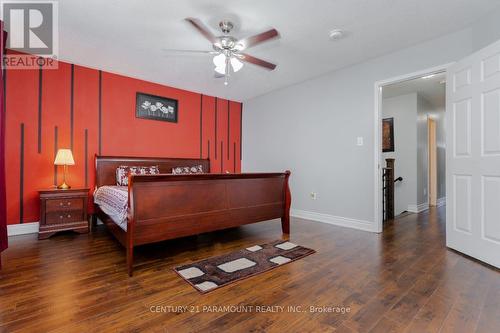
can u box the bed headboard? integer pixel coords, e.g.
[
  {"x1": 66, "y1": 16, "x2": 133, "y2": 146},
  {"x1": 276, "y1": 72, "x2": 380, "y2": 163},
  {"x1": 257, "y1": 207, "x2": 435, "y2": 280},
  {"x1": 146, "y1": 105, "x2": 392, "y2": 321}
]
[{"x1": 94, "y1": 155, "x2": 210, "y2": 187}]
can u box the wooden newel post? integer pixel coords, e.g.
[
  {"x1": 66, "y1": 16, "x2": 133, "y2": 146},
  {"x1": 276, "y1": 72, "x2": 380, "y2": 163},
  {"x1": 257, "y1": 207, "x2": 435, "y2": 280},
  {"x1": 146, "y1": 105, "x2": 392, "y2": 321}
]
[{"x1": 385, "y1": 158, "x2": 395, "y2": 220}]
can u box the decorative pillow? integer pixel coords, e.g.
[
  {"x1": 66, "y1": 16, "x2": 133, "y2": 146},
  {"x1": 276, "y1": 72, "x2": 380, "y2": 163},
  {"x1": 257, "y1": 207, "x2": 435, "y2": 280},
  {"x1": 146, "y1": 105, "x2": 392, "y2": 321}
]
[
  {"x1": 116, "y1": 165, "x2": 160, "y2": 186},
  {"x1": 172, "y1": 165, "x2": 204, "y2": 175}
]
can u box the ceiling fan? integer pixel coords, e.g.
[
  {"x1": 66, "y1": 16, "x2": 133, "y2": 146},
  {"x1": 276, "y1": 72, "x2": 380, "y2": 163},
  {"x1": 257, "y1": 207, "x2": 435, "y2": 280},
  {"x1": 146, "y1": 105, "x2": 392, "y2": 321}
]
[{"x1": 164, "y1": 18, "x2": 279, "y2": 85}]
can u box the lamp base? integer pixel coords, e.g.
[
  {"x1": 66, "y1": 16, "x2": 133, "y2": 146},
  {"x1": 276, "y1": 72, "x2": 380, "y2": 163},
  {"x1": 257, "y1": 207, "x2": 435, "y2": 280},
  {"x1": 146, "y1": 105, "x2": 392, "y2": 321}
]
[{"x1": 57, "y1": 182, "x2": 71, "y2": 190}]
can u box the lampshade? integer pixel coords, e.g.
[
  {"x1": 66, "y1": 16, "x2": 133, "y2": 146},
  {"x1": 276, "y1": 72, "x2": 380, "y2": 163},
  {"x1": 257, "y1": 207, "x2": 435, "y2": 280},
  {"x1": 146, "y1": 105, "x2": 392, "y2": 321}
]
[
  {"x1": 213, "y1": 53, "x2": 226, "y2": 67},
  {"x1": 213, "y1": 53, "x2": 244, "y2": 76},
  {"x1": 213, "y1": 53, "x2": 226, "y2": 75},
  {"x1": 230, "y1": 57, "x2": 243, "y2": 72},
  {"x1": 215, "y1": 65, "x2": 226, "y2": 75},
  {"x1": 54, "y1": 149, "x2": 75, "y2": 166}
]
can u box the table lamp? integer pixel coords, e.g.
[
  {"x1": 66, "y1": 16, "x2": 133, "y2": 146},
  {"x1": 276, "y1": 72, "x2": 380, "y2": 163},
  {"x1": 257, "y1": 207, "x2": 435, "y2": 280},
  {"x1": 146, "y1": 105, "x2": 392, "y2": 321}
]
[{"x1": 54, "y1": 149, "x2": 75, "y2": 189}]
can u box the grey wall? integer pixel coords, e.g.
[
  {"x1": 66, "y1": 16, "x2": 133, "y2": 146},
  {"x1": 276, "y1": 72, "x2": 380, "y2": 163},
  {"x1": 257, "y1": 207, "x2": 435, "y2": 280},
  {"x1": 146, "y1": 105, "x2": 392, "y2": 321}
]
[
  {"x1": 416, "y1": 96, "x2": 430, "y2": 206},
  {"x1": 417, "y1": 96, "x2": 446, "y2": 202},
  {"x1": 242, "y1": 10, "x2": 500, "y2": 230},
  {"x1": 382, "y1": 93, "x2": 418, "y2": 215}
]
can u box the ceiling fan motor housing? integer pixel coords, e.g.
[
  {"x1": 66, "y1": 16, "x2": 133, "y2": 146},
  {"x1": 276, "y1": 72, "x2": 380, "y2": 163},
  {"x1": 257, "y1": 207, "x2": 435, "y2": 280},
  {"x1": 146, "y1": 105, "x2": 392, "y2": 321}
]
[
  {"x1": 219, "y1": 36, "x2": 237, "y2": 50},
  {"x1": 219, "y1": 20, "x2": 234, "y2": 34}
]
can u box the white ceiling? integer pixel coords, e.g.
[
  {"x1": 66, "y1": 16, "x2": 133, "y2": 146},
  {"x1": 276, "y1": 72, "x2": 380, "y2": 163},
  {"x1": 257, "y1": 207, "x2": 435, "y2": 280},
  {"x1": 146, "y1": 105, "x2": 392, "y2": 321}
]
[
  {"x1": 58, "y1": 0, "x2": 500, "y2": 101},
  {"x1": 383, "y1": 72, "x2": 446, "y2": 108}
]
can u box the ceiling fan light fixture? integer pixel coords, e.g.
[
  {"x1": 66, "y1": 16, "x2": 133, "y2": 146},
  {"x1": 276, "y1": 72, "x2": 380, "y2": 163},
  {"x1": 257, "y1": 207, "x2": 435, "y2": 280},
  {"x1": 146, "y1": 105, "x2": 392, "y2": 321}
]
[
  {"x1": 183, "y1": 17, "x2": 278, "y2": 82},
  {"x1": 213, "y1": 53, "x2": 226, "y2": 67},
  {"x1": 213, "y1": 53, "x2": 228, "y2": 75},
  {"x1": 215, "y1": 65, "x2": 226, "y2": 75},
  {"x1": 230, "y1": 57, "x2": 243, "y2": 72}
]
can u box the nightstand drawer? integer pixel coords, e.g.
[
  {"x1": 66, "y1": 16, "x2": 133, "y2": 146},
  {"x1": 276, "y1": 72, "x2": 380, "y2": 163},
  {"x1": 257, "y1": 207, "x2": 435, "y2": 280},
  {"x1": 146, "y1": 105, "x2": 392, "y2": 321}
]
[
  {"x1": 46, "y1": 211, "x2": 83, "y2": 224},
  {"x1": 46, "y1": 198, "x2": 83, "y2": 212},
  {"x1": 39, "y1": 188, "x2": 90, "y2": 239}
]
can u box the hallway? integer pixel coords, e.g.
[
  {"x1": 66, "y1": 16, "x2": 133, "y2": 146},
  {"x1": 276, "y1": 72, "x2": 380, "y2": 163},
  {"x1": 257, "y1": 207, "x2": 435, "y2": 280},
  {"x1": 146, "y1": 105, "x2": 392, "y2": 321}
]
[{"x1": 380, "y1": 206, "x2": 499, "y2": 332}]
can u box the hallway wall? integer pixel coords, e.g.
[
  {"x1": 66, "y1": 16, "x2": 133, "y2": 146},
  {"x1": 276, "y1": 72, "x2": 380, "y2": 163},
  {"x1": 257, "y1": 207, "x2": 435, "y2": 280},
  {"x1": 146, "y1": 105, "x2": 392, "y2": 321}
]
[
  {"x1": 382, "y1": 93, "x2": 418, "y2": 215},
  {"x1": 417, "y1": 96, "x2": 446, "y2": 207}
]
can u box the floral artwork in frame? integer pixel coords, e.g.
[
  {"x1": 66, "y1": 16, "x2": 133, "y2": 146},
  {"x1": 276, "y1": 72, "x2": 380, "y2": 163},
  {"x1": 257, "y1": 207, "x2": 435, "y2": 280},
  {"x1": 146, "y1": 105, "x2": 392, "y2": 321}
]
[{"x1": 136, "y1": 92, "x2": 178, "y2": 123}]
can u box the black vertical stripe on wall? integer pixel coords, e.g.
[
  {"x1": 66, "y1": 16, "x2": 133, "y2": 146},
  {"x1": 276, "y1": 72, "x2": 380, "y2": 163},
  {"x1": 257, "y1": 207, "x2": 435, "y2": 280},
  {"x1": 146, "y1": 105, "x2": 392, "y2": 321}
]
[
  {"x1": 53, "y1": 126, "x2": 58, "y2": 186},
  {"x1": 84, "y1": 129, "x2": 88, "y2": 187},
  {"x1": 98, "y1": 70, "x2": 102, "y2": 155},
  {"x1": 19, "y1": 123, "x2": 25, "y2": 224},
  {"x1": 70, "y1": 64, "x2": 74, "y2": 150},
  {"x1": 199, "y1": 94, "x2": 203, "y2": 158},
  {"x1": 227, "y1": 100, "x2": 230, "y2": 159},
  {"x1": 37, "y1": 62, "x2": 42, "y2": 153},
  {"x1": 240, "y1": 103, "x2": 243, "y2": 160},
  {"x1": 220, "y1": 141, "x2": 223, "y2": 173},
  {"x1": 207, "y1": 140, "x2": 211, "y2": 169},
  {"x1": 233, "y1": 142, "x2": 236, "y2": 172},
  {"x1": 215, "y1": 97, "x2": 218, "y2": 159}
]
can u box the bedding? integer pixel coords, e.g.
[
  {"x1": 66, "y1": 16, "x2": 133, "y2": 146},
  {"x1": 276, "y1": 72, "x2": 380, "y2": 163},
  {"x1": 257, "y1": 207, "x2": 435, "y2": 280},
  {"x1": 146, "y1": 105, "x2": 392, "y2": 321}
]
[
  {"x1": 116, "y1": 165, "x2": 159, "y2": 186},
  {"x1": 94, "y1": 186, "x2": 128, "y2": 230}
]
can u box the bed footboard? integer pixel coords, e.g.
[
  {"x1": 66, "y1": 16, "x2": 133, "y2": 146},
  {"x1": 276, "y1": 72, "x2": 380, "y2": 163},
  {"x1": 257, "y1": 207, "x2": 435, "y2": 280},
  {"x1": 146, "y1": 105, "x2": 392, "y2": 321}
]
[{"x1": 126, "y1": 172, "x2": 291, "y2": 276}]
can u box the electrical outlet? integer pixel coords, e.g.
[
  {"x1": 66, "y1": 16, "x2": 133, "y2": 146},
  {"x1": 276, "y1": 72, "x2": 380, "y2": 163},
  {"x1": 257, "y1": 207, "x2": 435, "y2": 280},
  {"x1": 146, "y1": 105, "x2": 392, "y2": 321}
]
[
  {"x1": 357, "y1": 137, "x2": 364, "y2": 146},
  {"x1": 310, "y1": 192, "x2": 317, "y2": 200}
]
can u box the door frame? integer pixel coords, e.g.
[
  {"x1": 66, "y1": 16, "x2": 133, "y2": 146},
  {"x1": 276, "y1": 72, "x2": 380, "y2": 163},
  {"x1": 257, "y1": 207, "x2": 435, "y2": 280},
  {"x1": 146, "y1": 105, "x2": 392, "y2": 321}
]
[
  {"x1": 428, "y1": 117, "x2": 437, "y2": 206},
  {"x1": 373, "y1": 63, "x2": 453, "y2": 232}
]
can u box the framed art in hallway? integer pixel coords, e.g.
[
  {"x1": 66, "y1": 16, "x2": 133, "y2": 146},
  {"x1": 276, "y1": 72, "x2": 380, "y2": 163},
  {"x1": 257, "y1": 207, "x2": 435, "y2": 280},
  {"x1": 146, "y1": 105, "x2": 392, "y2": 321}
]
[
  {"x1": 136, "y1": 92, "x2": 178, "y2": 123},
  {"x1": 382, "y1": 117, "x2": 394, "y2": 152}
]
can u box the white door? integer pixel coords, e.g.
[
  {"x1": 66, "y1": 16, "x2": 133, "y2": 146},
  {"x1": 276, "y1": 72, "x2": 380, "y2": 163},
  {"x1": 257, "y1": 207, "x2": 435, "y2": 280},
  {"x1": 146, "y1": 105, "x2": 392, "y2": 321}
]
[{"x1": 446, "y1": 39, "x2": 500, "y2": 268}]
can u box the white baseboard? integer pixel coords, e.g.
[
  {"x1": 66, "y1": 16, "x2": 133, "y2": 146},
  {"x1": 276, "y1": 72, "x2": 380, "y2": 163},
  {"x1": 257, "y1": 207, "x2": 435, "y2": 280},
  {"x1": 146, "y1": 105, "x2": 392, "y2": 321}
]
[
  {"x1": 7, "y1": 222, "x2": 39, "y2": 236},
  {"x1": 7, "y1": 212, "x2": 376, "y2": 236},
  {"x1": 437, "y1": 197, "x2": 446, "y2": 207},
  {"x1": 7, "y1": 218, "x2": 100, "y2": 237},
  {"x1": 291, "y1": 209, "x2": 375, "y2": 233},
  {"x1": 407, "y1": 203, "x2": 429, "y2": 213}
]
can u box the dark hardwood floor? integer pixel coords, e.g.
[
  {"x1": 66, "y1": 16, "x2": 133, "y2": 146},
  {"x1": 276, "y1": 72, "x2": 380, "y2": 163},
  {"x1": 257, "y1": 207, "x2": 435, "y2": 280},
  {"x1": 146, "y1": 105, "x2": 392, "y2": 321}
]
[{"x1": 0, "y1": 206, "x2": 499, "y2": 332}]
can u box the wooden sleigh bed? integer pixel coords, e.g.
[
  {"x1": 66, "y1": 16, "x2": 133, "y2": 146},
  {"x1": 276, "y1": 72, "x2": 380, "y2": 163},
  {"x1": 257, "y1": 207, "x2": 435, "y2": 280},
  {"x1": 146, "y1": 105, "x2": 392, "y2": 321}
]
[{"x1": 93, "y1": 155, "x2": 291, "y2": 276}]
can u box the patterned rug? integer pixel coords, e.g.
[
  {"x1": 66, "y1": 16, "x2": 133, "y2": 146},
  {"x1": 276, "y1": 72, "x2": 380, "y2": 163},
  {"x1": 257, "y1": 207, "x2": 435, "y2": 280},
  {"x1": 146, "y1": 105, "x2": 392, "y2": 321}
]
[{"x1": 174, "y1": 240, "x2": 315, "y2": 293}]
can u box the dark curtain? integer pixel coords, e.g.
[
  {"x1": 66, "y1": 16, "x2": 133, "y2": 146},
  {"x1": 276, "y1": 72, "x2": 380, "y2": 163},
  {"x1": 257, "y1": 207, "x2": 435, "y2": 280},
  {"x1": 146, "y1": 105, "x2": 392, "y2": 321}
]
[{"x1": 0, "y1": 21, "x2": 8, "y2": 263}]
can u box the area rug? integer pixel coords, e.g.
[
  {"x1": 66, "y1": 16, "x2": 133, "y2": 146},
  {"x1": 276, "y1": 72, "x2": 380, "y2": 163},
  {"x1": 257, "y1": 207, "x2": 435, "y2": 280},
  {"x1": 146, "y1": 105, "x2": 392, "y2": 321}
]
[{"x1": 174, "y1": 240, "x2": 315, "y2": 293}]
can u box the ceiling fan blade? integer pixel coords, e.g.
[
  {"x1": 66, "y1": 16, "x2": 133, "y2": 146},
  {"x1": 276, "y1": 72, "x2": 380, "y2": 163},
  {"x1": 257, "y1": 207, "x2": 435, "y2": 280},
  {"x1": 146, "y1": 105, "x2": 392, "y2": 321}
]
[
  {"x1": 235, "y1": 29, "x2": 279, "y2": 50},
  {"x1": 214, "y1": 72, "x2": 225, "y2": 78},
  {"x1": 162, "y1": 49, "x2": 218, "y2": 55},
  {"x1": 237, "y1": 53, "x2": 277, "y2": 70},
  {"x1": 185, "y1": 18, "x2": 218, "y2": 44}
]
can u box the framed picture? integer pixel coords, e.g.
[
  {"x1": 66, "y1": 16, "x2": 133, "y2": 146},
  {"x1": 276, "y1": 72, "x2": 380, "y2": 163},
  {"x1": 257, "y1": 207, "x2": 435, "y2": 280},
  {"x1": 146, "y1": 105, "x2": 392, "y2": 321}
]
[
  {"x1": 136, "y1": 92, "x2": 178, "y2": 123},
  {"x1": 382, "y1": 117, "x2": 394, "y2": 152}
]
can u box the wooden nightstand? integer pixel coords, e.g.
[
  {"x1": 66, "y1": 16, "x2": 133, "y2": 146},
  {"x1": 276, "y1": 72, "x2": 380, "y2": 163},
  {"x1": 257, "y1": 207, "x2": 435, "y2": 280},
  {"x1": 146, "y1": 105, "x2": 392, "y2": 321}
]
[{"x1": 38, "y1": 188, "x2": 89, "y2": 240}]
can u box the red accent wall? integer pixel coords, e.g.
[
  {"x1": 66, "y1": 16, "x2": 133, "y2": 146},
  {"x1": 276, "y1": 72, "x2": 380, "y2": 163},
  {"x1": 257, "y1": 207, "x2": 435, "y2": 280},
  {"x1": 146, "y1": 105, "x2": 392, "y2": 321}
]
[{"x1": 5, "y1": 54, "x2": 242, "y2": 225}]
